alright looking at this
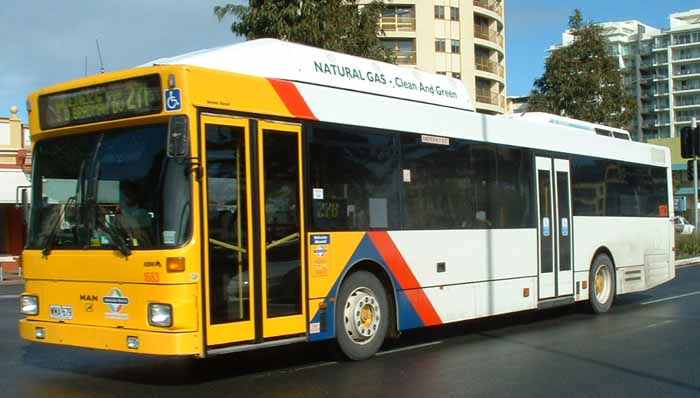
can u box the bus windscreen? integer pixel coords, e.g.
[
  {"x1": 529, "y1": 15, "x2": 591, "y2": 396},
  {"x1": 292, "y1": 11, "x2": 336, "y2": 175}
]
[{"x1": 38, "y1": 74, "x2": 162, "y2": 129}]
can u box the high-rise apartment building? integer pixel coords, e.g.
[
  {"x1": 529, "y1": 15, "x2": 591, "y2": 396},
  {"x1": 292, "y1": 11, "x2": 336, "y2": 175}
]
[
  {"x1": 552, "y1": 9, "x2": 700, "y2": 141},
  {"x1": 361, "y1": 0, "x2": 507, "y2": 114}
]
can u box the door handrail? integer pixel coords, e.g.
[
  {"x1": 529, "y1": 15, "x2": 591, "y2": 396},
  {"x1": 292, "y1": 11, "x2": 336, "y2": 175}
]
[
  {"x1": 266, "y1": 232, "x2": 300, "y2": 250},
  {"x1": 209, "y1": 238, "x2": 247, "y2": 254}
]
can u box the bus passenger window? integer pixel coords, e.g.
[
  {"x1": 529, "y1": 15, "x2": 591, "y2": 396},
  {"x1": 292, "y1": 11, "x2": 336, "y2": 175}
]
[{"x1": 309, "y1": 127, "x2": 400, "y2": 231}]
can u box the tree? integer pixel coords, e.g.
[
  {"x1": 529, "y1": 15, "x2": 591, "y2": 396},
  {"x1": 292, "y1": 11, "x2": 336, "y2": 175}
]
[
  {"x1": 528, "y1": 9, "x2": 636, "y2": 129},
  {"x1": 214, "y1": 1, "x2": 394, "y2": 63}
]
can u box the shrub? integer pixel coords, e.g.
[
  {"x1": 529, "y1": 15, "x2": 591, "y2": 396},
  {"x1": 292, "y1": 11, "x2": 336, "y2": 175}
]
[{"x1": 676, "y1": 234, "x2": 700, "y2": 259}]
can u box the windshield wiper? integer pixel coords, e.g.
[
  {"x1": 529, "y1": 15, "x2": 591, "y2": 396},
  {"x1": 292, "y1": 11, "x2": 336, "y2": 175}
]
[
  {"x1": 94, "y1": 208, "x2": 132, "y2": 257},
  {"x1": 42, "y1": 197, "x2": 77, "y2": 256}
]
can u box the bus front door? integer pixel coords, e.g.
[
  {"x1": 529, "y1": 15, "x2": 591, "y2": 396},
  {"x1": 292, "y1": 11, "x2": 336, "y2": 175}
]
[
  {"x1": 202, "y1": 116, "x2": 306, "y2": 350},
  {"x1": 256, "y1": 120, "x2": 307, "y2": 339},
  {"x1": 536, "y1": 157, "x2": 574, "y2": 300}
]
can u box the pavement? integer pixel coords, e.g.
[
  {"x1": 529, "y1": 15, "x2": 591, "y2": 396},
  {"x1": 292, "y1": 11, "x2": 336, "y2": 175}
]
[{"x1": 3, "y1": 263, "x2": 700, "y2": 397}]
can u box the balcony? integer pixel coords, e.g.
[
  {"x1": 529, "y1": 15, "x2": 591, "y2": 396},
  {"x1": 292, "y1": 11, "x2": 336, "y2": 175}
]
[
  {"x1": 675, "y1": 82, "x2": 700, "y2": 92},
  {"x1": 476, "y1": 90, "x2": 505, "y2": 107},
  {"x1": 639, "y1": 76, "x2": 653, "y2": 86},
  {"x1": 475, "y1": 58, "x2": 504, "y2": 77},
  {"x1": 676, "y1": 114, "x2": 700, "y2": 123},
  {"x1": 379, "y1": 16, "x2": 416, "y2": 32},
  {"x1": 474, "y1": 25, "x2": 504, "y2": 48},
  {"x1": 473, "y1": 0, "x2": 503, "y2": 17},
  {"x1": 673, "y1": 36, "x2": 700, "y2": 46},
  {"x1": 675, "y1": 69, "x2": 700, "y2": 77},
  {"x1": 394, "y1": 50, "x2": 416, "y2": 65}
]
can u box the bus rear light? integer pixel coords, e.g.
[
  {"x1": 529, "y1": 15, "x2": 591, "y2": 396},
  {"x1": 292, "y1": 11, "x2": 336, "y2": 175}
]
[
  {"x1": 166, "y1": 257, "x2": 185, "y2": 273},
  {"x1": 523, "y1": 288, "x2": 530, "y2": 298},
  {"x1": 582, "y1": 281, "x2": 588, "y2": 290}
]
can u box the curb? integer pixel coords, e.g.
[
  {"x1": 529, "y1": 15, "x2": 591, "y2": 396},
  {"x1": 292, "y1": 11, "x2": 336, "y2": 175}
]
[{"x1": 676, "y1": 256, "x2": 700, "y2": 267}]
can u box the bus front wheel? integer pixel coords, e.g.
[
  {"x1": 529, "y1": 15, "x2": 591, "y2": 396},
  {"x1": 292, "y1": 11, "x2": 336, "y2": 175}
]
[
  {"x1": 589, "y1": 254, "x2": 615, "y2": 314},
  {"x1": 335, "y1": 271, "x2": 389, "y2": 360}
]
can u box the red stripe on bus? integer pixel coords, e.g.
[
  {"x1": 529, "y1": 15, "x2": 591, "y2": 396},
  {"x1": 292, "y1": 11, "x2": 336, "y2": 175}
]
[
  {"x1": 368, "y1": 231, "x2": 442, "y2": 326},
  {"x1": 268, "y1": 79, "x2": 317, "y2": 120}
]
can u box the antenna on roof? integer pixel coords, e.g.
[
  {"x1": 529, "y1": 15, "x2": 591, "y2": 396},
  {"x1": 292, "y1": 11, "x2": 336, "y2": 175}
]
[{"x1": 96, "y1": 39, "x2": 105, "y2": 74}]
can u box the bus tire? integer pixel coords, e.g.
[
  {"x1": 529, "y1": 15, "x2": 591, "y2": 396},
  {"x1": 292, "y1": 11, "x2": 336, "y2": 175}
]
[
  {"x1": 335, "y1": 271, "x2": 390, "y2": 361},
  {"x1": 589, "y1": 254, "x2": 615, "y2": 314}
]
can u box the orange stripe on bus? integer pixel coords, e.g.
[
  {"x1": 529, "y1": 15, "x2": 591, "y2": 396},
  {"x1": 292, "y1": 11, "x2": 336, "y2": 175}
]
[
  {"x1": 368, "y1": 231, "x2": 442, "y2": 326},
  {"x1": 268, "y1": 79, "x2": 317, "y2": 120}
]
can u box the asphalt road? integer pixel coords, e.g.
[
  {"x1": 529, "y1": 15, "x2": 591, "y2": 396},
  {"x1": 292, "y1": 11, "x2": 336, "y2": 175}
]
[{"x1": 2, "y1": 266, "x2": 700, "y2": 398}]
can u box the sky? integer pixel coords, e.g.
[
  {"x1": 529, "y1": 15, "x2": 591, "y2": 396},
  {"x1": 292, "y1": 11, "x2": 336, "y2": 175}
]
[
  {"x1": 505, "y1": 0, "x2": 696, "y2": 96},
  {"x1": 0, "y1": 0, "x2": 697, "y2": 122}
]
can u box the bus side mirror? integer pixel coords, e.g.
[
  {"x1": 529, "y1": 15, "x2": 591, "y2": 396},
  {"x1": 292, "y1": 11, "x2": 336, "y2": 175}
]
[
  {"x1": 167, "y1": 115, "x2": 190, "y2": 158},
  {"x1": 16, "y1": 186, "x2": 30, "y2": 226}
]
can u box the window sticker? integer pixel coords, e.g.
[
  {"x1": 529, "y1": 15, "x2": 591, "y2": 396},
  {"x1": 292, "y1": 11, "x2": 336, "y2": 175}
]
[
  {"x1": 543, "y1": 217, "x2": 551, "y2": 237},
  {"x1": 313, "y1": 188, "x2": 324, "y2": 200},
  {"x1": 163, "y1": 230, "x2": 176, "y2": 245},
  {"x1": 561, "y1": 218, "x2": 569, "y2": 237}
]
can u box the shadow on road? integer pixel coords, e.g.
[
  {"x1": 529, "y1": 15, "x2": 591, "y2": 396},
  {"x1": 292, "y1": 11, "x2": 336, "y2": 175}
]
[{"x1": 19, "y1": 291, "x2": 656, "y2": 387}]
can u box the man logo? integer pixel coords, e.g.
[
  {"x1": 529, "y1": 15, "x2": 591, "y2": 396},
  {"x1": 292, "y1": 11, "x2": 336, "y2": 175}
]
[
  {"x1": 103, "y1": 288, "x2": 129, "y2": 320},
  {"x1": 80, "y1": 294, "x2": 98, "y2": 301}
]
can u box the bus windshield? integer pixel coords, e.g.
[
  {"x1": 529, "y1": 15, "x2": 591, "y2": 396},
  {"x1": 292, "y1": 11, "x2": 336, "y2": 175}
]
[{"x1": 28, "y1": 124, "x2": 192, "y2": 251}]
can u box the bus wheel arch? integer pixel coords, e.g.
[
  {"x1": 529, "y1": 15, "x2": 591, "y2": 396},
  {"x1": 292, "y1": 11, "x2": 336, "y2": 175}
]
[
  {"x1": 589, "y1": 247, "x2": 616, "y2": 314},
  {"x1": 334, "y1": 260, "x2": 398, "y2": 360}
]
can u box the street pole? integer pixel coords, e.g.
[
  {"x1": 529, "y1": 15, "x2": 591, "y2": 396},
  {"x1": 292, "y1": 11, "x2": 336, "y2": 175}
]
[{"x1": 694, "y1": 117, "x2": 699, "y2": 233}]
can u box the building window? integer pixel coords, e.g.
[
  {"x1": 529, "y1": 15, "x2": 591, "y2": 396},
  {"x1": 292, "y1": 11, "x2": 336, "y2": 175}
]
[
  {"x1": 434, "y1": 5, "x2": 445, "y2": 19},
  {"x1": 451, "y1": 39, "x2": 461, "y2": 54},
  {"x1": 381, "y1": 39, "x2": 416, "y2": 65},
  {"x1": 450, "y1": 7, "x2": 460, "y2": 21},
  {"x1": 436, "y1": 71, "x2": 447, "y2": 75},
  {"x1": 435, "y1": 39, "x2": 446, "y2": 53},
  {"x1": 380, "y1": 5, "x2": 416, "y2": 32}
]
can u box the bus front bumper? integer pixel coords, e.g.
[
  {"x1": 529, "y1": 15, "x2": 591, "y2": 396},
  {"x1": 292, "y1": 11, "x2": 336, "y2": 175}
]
[{"x1": 19, "y1": 319, "x2": 201, "y2": 356}]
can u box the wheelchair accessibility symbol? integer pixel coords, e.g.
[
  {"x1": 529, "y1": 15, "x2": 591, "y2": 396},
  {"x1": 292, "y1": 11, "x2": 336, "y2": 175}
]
[{"x1": 164, "y1": 89, "x2": 181, "y2": 112}]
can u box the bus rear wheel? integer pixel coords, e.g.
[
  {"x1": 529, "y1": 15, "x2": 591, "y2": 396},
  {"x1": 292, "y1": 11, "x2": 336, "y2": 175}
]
[
  {"x1": 335, "y1": 271, "x2": 389, "y2": 361},
  {"x1": 589, "y1": 254, "x2": 615, "y2": 314}
]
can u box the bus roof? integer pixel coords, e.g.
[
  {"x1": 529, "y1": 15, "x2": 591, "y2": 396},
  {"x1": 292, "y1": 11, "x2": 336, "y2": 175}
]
[
  {"x1": 144, "y1": 39, "x2": 476, "y2": 112},
  {"x1": 503, "y1": 113, "x2": 632, "y2": 141}
]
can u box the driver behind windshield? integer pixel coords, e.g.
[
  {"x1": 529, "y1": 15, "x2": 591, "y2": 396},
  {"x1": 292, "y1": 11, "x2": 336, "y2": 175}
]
[{"x1": 117, "y1": 181, "x2": 154, "y2": 247}]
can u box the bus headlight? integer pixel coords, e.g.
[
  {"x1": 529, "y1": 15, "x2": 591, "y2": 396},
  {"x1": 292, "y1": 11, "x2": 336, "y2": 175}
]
[
  {"x1": 148, "y1": 303, "x2": 173, "y2": 327},
  {"x1": 20, "y1": 295, "x2": 39, "y2": 315}
]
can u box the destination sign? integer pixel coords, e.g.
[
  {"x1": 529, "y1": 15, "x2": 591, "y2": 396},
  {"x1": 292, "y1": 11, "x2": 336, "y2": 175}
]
[{"x1": 39, "y1": 74, "x2": 162, "y2": 130}]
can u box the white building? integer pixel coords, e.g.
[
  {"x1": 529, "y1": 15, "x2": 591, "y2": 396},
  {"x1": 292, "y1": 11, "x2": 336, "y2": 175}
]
[
  {"x1": 552, "y1": 9, "x2": 700, "y2": 142},
  {"x1": 359, "y1": 0, "x2": 507, "y2": 114}
]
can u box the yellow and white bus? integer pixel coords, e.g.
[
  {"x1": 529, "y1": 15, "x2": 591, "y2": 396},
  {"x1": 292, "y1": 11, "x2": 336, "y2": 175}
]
[{"x1": 20, "y1": 39, "x2": 674, "y2": 360}]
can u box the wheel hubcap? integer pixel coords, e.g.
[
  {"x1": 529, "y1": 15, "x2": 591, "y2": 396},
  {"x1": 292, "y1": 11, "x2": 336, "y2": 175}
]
[
  {"x1": 344, "y1": 287, "x2": 381, "y2": 345},
  {"x1": 594, "y1": 266, "x2": 611, "y2": 303}
]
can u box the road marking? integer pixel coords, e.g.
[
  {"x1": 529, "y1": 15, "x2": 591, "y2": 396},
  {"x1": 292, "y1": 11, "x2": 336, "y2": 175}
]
[
  {"x1": 293, "y1": 361, "x2": 338, "y2": 371},
  {"x1": 376, "y1": 341, "x2": 442, "y2": 356},
  {"x1": 640, "y1": 291, "x2": 700, "y2": 306},
  {"x1": 0, "y1": 295, "x2": 19, "y2": 300},
  {"x1": 640, "y1": 320, "x2": 675, "y2": 330}
]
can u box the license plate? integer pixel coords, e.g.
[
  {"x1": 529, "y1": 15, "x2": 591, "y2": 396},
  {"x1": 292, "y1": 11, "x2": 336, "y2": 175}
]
[{"x1": 49, "y1": 305, "x2": 73, "y2": 320}]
